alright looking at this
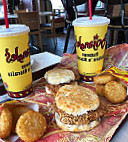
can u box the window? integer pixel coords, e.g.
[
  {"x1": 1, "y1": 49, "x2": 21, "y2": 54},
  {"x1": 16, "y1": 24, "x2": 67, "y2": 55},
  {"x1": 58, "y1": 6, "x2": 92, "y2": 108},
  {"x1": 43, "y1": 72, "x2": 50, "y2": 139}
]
[
  {"x1": 0, "y1": 5, "x2": 4, "y2": 17},
  {"x1": 96, "y1": 1, "x2": 104, "y2": 9},
  {"x1": 50, "y1": 0, "x2": 64, "y2": 10}
]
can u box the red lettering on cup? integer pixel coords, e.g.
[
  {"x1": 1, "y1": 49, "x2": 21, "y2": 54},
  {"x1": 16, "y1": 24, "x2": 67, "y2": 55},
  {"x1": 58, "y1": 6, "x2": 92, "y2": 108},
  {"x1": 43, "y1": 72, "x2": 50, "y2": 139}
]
[
  {"x1": 76, "y1": 33, "x2": 107, "y2": 51},
  {"x1": 5, "y1": 47, "x2": 30, "y2": 63}
]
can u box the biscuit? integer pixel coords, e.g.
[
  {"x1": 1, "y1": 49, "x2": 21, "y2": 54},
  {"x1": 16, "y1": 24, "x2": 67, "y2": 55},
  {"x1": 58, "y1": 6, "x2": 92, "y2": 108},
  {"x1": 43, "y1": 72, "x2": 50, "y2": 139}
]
[
  {"x1": 104, "y1": 81, "x2": 127, "y2": 103},
  {"x1": 44, "y1": 68, "x2": 75, "y2": 85},
  {"x1": 0, "y1": 107, "x2": 12, "y2": 138},
  {"x1": 93, "y1": 73, "x2": 116, "y2": 84},
  {"x1": 55, "y1": 85, "x2": 100, "y2": 116},
  {"x1": 96, "y1": 84, "x2": 105, "y2": 96},
  {"x1": 12, "y1": 106, "x2": 31, "y2": 133},
  {"x1": 16, "y1": 110, "x2": 47, "y2": 142}
]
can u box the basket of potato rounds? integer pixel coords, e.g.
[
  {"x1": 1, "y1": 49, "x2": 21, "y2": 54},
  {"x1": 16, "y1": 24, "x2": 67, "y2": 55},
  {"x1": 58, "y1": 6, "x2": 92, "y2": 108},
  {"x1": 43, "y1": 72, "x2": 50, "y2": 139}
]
[{"x1": 0, "y1": 101, "x2": 47, "y2": 142}]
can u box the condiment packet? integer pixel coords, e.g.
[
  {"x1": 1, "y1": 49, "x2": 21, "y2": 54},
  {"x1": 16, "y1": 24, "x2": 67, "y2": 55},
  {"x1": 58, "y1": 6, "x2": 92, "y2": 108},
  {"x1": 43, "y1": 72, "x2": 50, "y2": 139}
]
[{"x1": 102, "y1": 66, "x2": 128, "y2": 86}]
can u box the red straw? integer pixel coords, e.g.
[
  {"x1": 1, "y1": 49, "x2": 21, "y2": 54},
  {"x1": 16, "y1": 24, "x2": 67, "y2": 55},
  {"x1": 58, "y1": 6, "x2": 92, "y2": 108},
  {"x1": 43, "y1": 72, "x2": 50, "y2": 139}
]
[
  {"x1": 89, "y1": 0, "x2": 92, "y2": 20},
  {"x1": 3, "y1": 0, "x2": 9, "y2": 28}
]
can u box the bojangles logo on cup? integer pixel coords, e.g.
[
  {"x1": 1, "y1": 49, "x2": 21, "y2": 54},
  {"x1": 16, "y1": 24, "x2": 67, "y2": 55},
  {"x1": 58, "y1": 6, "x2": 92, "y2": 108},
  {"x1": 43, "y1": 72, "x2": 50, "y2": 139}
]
[
  {"x1": 76, "y1": 33, "x2": 107, "y2": 51},
  {"x1": 5, "y1": 47, "x2": 30, "y2": 63}
]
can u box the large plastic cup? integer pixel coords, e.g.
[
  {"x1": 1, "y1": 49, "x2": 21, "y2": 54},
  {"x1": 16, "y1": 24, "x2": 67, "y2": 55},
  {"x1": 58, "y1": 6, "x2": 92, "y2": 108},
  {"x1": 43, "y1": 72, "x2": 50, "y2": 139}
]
[
  {"x1": 0, "y1": 24, "x2": 33, "y2": 98},
  {"x1": 73, "y1": 16, "x2": 110, "y2": 82}
]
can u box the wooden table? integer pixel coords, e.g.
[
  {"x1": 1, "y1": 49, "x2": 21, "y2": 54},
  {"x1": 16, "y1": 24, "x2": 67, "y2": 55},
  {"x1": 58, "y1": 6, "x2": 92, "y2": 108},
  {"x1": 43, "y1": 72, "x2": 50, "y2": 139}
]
[
  {"x1": 39, "y1": 11, "x2": 54, "y2": 23},
  {"x1": 0, "y1": 13, "x2": 18, "y2": 20},
  {"x1": 0, "y1": 13, "x2": 18, "y2": 24},
  {"x1": 0, "y1": 12, "x2": 53, "y2": 24},
  {"x1": 39, "y1": 11, "x2": 53, "y2": 16}
]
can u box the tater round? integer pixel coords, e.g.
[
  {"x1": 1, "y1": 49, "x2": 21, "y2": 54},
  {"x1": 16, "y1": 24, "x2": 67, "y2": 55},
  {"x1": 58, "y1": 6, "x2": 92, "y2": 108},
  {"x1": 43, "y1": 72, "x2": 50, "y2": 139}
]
[
  {"x1": 16, "y1": 110, "x2": 47, "y2": 142},
  {"x1": 0, "y1": 107, "x2": 12, "y2": 138},
  {"x1": 104, "y1": 81, "x2": 127, "y2": 103},
  {"x1": 12, "y1": 106, "x2": 31, "y2": 133},
  {"x1": 93, "y1": 73, "x2": 116, "y2": 84},
  {"x1": 96, "y1": 84, "x2": 105, "y2": 96}
]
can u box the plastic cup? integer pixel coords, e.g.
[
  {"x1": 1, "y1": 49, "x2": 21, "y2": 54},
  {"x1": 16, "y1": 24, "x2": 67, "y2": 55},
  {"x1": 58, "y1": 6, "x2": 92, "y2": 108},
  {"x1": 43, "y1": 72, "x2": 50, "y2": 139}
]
[
  {"x1": 0, "y1": 24, "x2": 33, "y2": 98},
  {"x1": 73, "y1": 16, "x2": 110, "y2": 82}
]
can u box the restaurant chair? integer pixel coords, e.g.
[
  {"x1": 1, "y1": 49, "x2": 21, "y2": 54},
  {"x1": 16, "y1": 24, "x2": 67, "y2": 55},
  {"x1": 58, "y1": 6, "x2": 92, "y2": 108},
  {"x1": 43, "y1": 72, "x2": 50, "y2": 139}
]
[
  {"x1": 34, "y1": 0, "x2": 65, "y2": 49},
  {"x1": 50, "y1": 0, "x2": 65, "y2": 31},
  {"x1": 61, "y1": 0, "x2": 90, "y2": 53},
  {"x1": 13, "y1": 10, "x2": 29, "y2": 23},
  {"x1": 40, "y1": 10, "x2": 57, "y2": 49},
  {"x1": 34, "y1": 0, "x2": 57, "y2": 49},
  {"x1": 17, "y1": 11, "x2": 43, "y2": 51},
  {"x1": 14, "y1": 9, "x2": 28, "y2": 14},
  {"x1": 101, "y1": 0, "x2": 128, "y2": 48}
]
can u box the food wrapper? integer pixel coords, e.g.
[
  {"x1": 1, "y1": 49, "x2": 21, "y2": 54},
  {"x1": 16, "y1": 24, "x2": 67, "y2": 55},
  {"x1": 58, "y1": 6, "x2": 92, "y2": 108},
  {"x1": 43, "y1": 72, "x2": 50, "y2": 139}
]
[
  {"x1": 102, "y1": 66, "x2": 128, "y2": 86},
  {"x1": 0, "y1": 44, "x2": 128, "y2": 142},
  {"x1": 103, "y1": 43, "x2": 128, "y2": 86},
  {"x1": 103, "y1": 43, "x2": 128, "y2": 71}
]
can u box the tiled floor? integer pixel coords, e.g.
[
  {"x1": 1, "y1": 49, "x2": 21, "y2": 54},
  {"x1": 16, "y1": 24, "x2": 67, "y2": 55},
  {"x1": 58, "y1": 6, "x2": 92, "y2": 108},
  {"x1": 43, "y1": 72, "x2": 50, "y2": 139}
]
[
  {"x1": 42, "y1": 27, "x2": 76, "y2": 57},
  {"x1": 30, "y1": 27, "x2": 76, "y2": 57},
  {"x1": 30, "y1": 27, "x2": 128, "y2": 57}
]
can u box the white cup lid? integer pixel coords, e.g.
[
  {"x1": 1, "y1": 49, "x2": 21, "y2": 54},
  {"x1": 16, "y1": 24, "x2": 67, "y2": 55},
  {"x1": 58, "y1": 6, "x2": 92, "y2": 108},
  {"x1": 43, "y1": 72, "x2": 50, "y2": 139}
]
[
  {"x1": 0, "y1": 24, "x2": 30, "y2": 37},
  {"x1": 73, "y1": 16, "x2": 110, "y2": 27}
]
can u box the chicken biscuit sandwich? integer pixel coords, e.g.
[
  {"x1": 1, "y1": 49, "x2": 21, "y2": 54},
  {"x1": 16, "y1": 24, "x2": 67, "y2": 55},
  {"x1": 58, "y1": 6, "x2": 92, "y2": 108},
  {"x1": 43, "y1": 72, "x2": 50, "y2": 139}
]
[
  {"x1": 54, "y1": 85, "x2": 107, "y2": 132},
  {"x1": 44, "y1": 68, "x2": 79, "y2": 95}
]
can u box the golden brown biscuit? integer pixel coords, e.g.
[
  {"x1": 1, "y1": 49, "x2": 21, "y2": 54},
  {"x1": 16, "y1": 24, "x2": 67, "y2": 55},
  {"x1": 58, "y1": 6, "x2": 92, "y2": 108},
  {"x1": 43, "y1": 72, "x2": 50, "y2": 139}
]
[
  {"x1": 104, "y1": 81, "x2": 127, "y2": 103},
  {"x1": 12, "y1": 106, "x2": 31, "y2": 133},
  {"x1": 0, "y1": 107, "x2": 12, "y2": 138},
  {"x1": 44, "y1": 68, "x2": 75, "y2": 85},
  {"x1": 55, "y1": 85, "x2": 100, "y2": 115},
  {"x1": 96, "y1": 84, "x2": 105, "y2": 96},
  {"x1": 93, "y1": 73, "x2": 116, "y2": 85},
  {"x1": 16, "y1": 110, "x2": 47, "y2": 142}
]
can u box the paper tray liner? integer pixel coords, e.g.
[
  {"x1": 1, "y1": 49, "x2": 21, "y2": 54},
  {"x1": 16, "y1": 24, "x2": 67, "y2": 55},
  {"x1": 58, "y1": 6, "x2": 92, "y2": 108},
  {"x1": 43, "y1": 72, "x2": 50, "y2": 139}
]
[{"x1": 0, "y1": 44, "x2": 128, "y2": 142}]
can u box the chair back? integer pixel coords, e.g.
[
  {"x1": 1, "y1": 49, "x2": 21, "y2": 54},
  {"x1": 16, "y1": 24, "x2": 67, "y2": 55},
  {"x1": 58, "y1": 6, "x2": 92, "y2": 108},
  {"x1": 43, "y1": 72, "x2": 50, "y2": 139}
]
[
  {"x1": 14, "y1": 10, "x2": 29, "y2": 14},
  {"x1": 61, "y1": 0, "x2": 85, "y2": 21},
  {"x1": 60, "y1": 0, "x2": 78, "y2": 22},
  {"x1": 61, "y1": 0, "x2": 98, "y2": 22},
  {"x1": 101, "y1": 0, "x2": 128, "y2": 5},
  {"x1": 125, "y1": 4, "x2": 128, "y2": 16},
  {"x1": 61, "y1": 0, "x2": 86, "y2": 7},
  {"x1": 101, "y1": 0, "x2": 128, "y2": 28},
  {"x1": 17, "y1": 11, "x2": 41, "y2": 31}
]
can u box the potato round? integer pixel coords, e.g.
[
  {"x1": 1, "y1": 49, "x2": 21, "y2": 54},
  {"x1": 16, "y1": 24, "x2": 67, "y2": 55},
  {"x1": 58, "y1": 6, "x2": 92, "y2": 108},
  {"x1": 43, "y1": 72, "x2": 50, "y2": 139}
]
[
  {"x1": 104, "y1": 81, "x2": 127, "y2": 103},
  {"x1": 96, "y1": 84, "x2": 105, "y2": 96},
  {"x1": 16, "y1": 110, "x2": 47, "y2": 142},
  {"x1": 12, "y1": 106, "x2": 31, "y2": 133},
  {"x1": 0, "y1": 107, "x2": 12, "y2": 138},
  {"x1": 93, "y1": 73, "x2": 116, "y2": 84}
]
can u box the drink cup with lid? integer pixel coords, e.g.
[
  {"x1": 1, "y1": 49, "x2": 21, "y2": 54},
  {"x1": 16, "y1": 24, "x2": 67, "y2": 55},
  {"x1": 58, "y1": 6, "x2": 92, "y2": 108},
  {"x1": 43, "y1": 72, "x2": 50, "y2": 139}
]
[
  {"x1": 0, "y1": 24, "x2": 33, "y2": 98},
  {"x1": 73, "y1": 16, "x2": 110, "y2": 82}
]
